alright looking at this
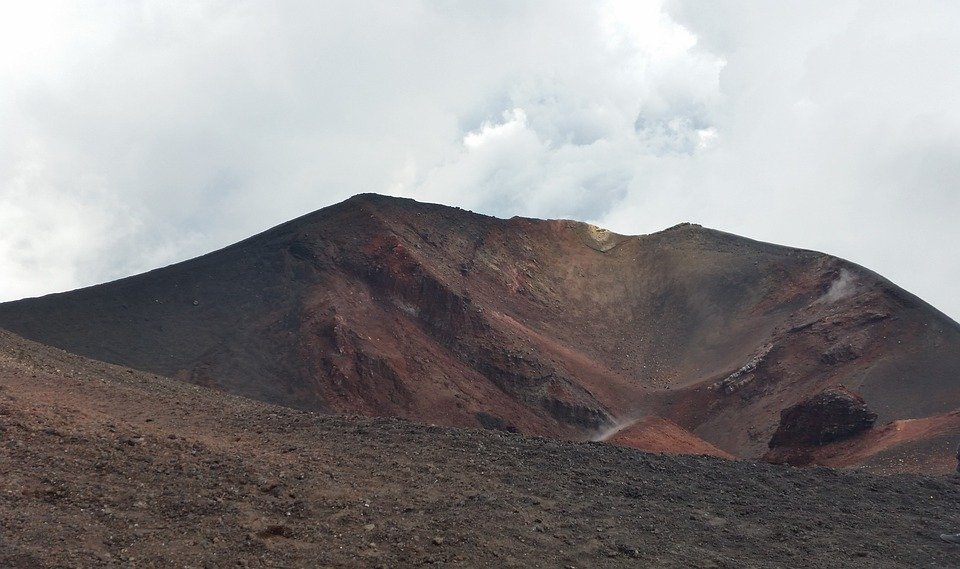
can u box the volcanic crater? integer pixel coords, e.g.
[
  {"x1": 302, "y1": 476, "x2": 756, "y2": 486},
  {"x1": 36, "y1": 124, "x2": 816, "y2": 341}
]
[{"x1": 1, "y1": 193, "x2": 958, "y2": 471}]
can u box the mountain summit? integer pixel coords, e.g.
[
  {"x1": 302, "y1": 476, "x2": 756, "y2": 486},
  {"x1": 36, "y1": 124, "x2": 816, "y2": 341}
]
[{"x1": 2, "y1": 194, "x2": 958, "y2": 468}]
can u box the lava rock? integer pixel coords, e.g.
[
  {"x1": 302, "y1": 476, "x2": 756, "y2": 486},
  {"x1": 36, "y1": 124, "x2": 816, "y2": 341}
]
[{"x1": 769, "y1": 387, "x2": 877, "y2": 447}]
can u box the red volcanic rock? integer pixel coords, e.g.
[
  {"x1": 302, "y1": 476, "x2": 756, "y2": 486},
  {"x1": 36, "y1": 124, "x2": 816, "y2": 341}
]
[
  {"x1": 1, "y1": 193, "x2": 959, "y2": 468},
  {"x1": 604, "y1": 416, "x2": 735, "y2": 459},
  {"x1": 768, "y1": 387, "x2": 878, "y2": 448}
]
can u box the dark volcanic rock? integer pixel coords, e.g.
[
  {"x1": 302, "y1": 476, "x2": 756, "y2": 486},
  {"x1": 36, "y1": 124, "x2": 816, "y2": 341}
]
[
  {"x1": 769, "y1": 387, "x2": 878, "y2": 447},
  {"x1": 1, "y1": 193, "x2": 959, "y2": 463}
]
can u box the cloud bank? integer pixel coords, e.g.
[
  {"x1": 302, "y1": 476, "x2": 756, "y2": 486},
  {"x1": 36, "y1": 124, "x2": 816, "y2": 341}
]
[{"x1": 1, "y1": 1, "x2": 958, "y2": 321}]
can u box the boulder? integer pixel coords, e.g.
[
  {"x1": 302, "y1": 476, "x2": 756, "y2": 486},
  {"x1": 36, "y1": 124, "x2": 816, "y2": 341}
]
[{"x1": 768, "y1": 386, "x2": 877, "y2": 448}]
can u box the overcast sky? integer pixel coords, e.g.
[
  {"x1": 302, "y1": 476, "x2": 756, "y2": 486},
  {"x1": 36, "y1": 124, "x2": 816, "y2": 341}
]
[{"x1": 1, "y1": 1, "x2": 958, "y2": 321}]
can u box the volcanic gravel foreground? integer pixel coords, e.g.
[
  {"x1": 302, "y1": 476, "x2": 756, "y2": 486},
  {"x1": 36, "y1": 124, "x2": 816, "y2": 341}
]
[{"x1": 2, "y1": 331, "x2": 960, "y2": 568}]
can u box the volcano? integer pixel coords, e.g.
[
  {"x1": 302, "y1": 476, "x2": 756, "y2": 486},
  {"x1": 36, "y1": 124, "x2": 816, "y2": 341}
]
[{"x1": 1, "y1": 194, "x2": 958, "y2": 469}]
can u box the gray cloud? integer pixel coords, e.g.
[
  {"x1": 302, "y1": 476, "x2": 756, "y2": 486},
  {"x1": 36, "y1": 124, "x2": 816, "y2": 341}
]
[{"x1": 1, "y1": 1, "x2": 958, "y2": 322}]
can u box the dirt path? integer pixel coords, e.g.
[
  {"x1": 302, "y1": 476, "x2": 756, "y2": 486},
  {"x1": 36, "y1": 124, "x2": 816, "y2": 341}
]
[{"x1": 2, "y1": 331, "x2": 960, "y2": 568}]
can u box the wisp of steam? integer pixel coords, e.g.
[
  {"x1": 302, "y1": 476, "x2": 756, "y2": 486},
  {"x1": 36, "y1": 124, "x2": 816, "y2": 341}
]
[{"x1": 823, "y1": 269, "x2": 858, "y2": 303}]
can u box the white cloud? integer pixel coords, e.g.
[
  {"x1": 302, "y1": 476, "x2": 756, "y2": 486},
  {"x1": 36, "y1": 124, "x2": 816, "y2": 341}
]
[
  {"x1": 604, "y1": 0, "x2": 960, "y2": 319},
  {"x1": 0, "y1": 1, "x2": 957, "y2": 322}
]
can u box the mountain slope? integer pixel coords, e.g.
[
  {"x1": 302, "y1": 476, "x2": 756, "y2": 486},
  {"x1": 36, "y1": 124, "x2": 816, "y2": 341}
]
[
  {"x1": 3, "y1": 329, "x2": 960, "y2": 568},
  {"x1": 1, "y1": 194, "x2": 958, "y2": 464}
]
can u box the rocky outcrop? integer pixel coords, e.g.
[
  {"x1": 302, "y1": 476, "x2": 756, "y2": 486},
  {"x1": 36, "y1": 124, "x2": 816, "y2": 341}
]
[{"x1": 768, "y1": 387, "x2": 877, "y2": 448}]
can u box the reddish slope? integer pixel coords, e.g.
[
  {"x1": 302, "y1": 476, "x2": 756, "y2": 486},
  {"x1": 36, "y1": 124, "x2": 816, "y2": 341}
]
[
  {"x1": 6, "y1": 330, "x2": 960, "y2": 567},
  {"x1": 1, "y1": 194, "x2": 958, "y2": 468},
  {"x1": 601, "y1": 417, "x2": 735, "y2": 459},
  {"x1": 765, "y1": 411, "x2": 960, "y2": 473}
]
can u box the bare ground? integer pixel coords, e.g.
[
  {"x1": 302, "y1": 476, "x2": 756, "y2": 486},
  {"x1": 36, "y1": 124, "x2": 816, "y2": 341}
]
[{"x1": 2, "y1": 330, "x2": 960, "y2": 568}]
